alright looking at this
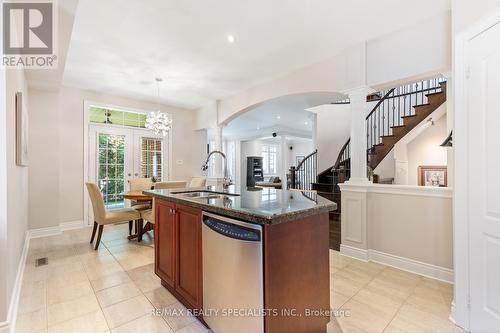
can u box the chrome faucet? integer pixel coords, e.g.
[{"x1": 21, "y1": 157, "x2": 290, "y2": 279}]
[{"x1": 201, "y1": 150, "x2": 231, "y2": 189}]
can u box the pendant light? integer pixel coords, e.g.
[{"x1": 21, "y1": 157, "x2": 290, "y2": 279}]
[{"x1": 145, "y1": 77, "x2": 172, "y2": 136}]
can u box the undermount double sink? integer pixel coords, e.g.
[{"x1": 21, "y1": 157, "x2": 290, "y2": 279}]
[{"x1": 172, "y1": 190, "x2": 240, "y2": 200}]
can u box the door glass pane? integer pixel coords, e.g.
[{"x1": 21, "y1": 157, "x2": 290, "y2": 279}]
[
  {"x1": 141, "y1": 137, "x2": 163, "y2": 181},
  {"x1": 97, "y1": 134, "x2": 125, "y2": 209}
]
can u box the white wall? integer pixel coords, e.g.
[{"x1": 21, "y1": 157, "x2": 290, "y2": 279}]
[
  {"x1": 1, "y1": 66, "x2": 29, "y2": 329},
  {"x1": 287, "y1": 142, "x2": 313, "y2": 169},
  {"x1": 28, "y1": 86, "x2": 206, "y2": 229},
  {"x1": 407, "y1": 116, "x2": 448, "y2": 186},
  {"x1": 452, "y1": 0, "x2": 500, "y2": 34},
  {"x1": 217, "y1": 44, "x2": 366, "y2": 125},
  {"x1": 367, "y1": 189, "x2": 453, "y2": 270},
  {"x1": 340, "y1": 183, "x2": 453, "y2": 281},
  {"x1": 195, "y1": 12, "x2": 452, "y2": 129},
  {"x1": 0, "y1": 54, "x2": 6, "y2": 328},
  {"x1": 367, "y1": 12, "x2": 451, "y2": 89},
  {"x1": 309, "y1": 104, "x2": 351, "y2": 172},
  {"x1": 373, "y1": 149, "x2": 395, "y2": 181}
]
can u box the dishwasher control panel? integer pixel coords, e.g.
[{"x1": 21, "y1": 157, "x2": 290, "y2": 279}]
[{"x1": 203, "y1": 218, "x2": 261, "y2": 242}]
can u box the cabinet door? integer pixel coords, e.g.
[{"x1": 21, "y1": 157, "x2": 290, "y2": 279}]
[
  {"x1": 155, "y1": 200, "x2": 176, "y2": 288},
  {"x1": 175, "y1": 204, "x2": 203, "y2": 309}
]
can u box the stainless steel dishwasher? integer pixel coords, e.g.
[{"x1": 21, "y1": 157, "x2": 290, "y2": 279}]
[{"x1": 202, "y1": 212, "x2": 264, "y2": 333}]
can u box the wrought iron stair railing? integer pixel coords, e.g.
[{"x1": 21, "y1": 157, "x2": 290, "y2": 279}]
[{"x1": 289, "y1": 150, "x2": 317, "y2": 190}]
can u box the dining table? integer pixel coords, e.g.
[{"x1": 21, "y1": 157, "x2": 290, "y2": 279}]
[{"x1": 123, "y1": 190, "x2": 154, "y2": 241}]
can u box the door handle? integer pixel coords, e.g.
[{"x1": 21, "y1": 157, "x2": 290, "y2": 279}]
[
  {"x1": 134, "y1": 173, "x2": 139, "y2": 176},
  {"x1": 128, "y1": 173, "x2": 132, "y2": 177}
]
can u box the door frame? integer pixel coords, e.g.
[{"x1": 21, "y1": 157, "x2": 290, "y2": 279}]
[
  {"x1": 453, "y1": 7, "x2": 500, "y2": 331},
  {"x1": 83, "y1": 100, "x2": 173, "y2": 226}
]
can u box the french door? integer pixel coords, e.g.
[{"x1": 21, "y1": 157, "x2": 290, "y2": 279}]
[{"x1": 87, "y1": 124, "x2": 167, "y2": 222}]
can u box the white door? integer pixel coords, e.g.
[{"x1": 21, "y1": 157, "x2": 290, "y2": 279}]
[
  {"x1": 88, "y1": 125, "x2": 134, "y2": 211},
  {"x1": 467, "y1": 19, "x2": 500, "y2": 331}
]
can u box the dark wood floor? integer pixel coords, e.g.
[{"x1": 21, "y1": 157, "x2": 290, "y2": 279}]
[{"x1": 329, "y1": 212, "x2": 341, "y2": 251}]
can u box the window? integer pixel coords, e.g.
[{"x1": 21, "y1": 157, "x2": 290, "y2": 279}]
[
  {"x1": 262, "y1": 144, "x2": 277, "y2": 175},
  {"x1": 90, "y1": 106, "x2": 147, "y2": 128},
  {"x1": 97, "y1": 134, "x2": 125, "y2": 209},
  {"x1": 141, "y1": 137, "x2": 163, "y2": 181}
]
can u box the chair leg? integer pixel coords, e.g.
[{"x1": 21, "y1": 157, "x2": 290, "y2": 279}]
[
  {"x1": 90, "y1": 221, "x2": 98, "y2": 243},
  {"x1": 128, "y1": 220, "x2": 133, "y2": 235},
  {"x1": 137, "y1": 219, "x2": 143, "y2": 242},
  {"x1": 94, "y1": 225, "x2": 104, "y2": 250}
]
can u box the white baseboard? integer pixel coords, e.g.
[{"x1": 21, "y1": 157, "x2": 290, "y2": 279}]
[
  {"x1": 369, "y1": 249, "x2": 453, "y2": 283},
  {"x1": 0, "y1": 231, "x2": 30, "y2": 333},
  {"x1": 340, "y1": 245, "x2": 369, "y2": 261},
  {"x1": 60, "y1": 220, "x2": 85, "y2": 231},
  {"x1": 340, "y1": 246, "x2": 454, "y2": 283},
  {"x1": 28, "y1": 220, "x2": 86, "y2": 239},
  {"x1": 3, "y1": 222, "x2": 86, "y2": 331},
  {"x1": 449, "y1": 301, "x2": 456, "y2": 324},
  {"x1": 28, "y1": 225, "x2": 61, "y2": 238},
  {"x1": 0, "y1": 323, "x2": 9, "y2": 333}
]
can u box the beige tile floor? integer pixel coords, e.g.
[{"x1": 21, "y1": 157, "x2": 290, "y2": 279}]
[{"x1": 15, "y1": 223, "x2": 465, "y2": 333}]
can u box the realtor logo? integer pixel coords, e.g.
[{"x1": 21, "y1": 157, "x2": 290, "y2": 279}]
[{"x1": 2, "y1": 1, "x2": 57, "y2": 68}]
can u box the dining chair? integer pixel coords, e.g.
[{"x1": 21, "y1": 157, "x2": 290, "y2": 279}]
[
  {"x1": 154, "y1": 180, "x2": 188, "y2": 189},
  {"x1": 86, "y1": 182, "x2": 141, "y2": 250},
  {"x1": 127, "y1": 177, "x2": 153, "y2": 235},
  {"x1": 139, "y1": 207, "x2": 155, "y2": 242},
  {"x1": 188, "y1": 177, "x2": 207, "y2": 188}
]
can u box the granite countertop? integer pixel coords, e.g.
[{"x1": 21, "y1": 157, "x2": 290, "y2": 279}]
[{"x1": 144, "y1": 185, "x2": 337, "y2": 225}]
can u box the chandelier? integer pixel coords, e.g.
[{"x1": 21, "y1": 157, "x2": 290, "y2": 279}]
[{"x1": 145, "y1": 77, "x2": 172, "y2": 136}]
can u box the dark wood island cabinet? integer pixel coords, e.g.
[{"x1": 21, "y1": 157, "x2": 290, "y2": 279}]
[
  {"x1": 154, "y1": 200, "x2": 203, "y2": 311},
  {"x1": 148, "y1": 186, "x2": 336, "y2": 333}
]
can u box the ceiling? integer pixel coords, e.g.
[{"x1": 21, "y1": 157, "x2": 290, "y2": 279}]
[
  {"x1": 64, "y1": 0, "x2": 450, "y2": 109},
  {"x1": 222, "y1": 92, "x2": 344, "y2": 140}
]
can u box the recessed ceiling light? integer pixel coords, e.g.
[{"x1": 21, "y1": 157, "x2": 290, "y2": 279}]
[
  {"x1": 276, "y1": 116, "x2": 281, "y2": 120},
  {"x1": 304, "y1": 122, "x2": 308, "y2": 125},
  {"x1": 227, "y1": 35, "x2": 235, "y2": 43},
  {"x1": 257, "y1": 126, "x2": 260, "y2": 130}
]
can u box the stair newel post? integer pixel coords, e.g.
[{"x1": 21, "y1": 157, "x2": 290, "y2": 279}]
[{"x1": 290, "y1": 166, "x2": 296, "y2": 189}]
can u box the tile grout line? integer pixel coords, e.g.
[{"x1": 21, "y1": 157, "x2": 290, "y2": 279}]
[
  {"x1": 100, "y1": 230, "x2": 181, "y2": 332},
  {"x1": 380, "y1": 274, "x2": 422, "y2": 333}
]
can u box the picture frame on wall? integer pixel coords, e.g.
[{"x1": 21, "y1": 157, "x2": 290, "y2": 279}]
[
  {"x1": 418, "y1": 165, "x2": 447, "y2": 187},
  {"x1": 16, "y1": 92, "x2": 29, "y2": 166}
]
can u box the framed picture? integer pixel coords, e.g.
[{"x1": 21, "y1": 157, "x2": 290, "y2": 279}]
[
  {"x1": 16, "y1": 92, "x2": 29, "y2": 166},
  {"x1": 296, "y1": 155, "x2": 305, "y2": 165},
  {"x1": 418, "y1": 165, "x2": 447, "y2": 187}
]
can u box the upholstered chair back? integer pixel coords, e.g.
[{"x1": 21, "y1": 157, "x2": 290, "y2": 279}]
[{"x1": 86, "y1": 182, "x2": 106, "y2": 223}]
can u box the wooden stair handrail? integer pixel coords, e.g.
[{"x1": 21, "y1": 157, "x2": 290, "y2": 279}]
[
  {"x1": 333, "y1": 138, "x2": 350, "y2": 169},
  {"x1": 365, "y1": 88, "x2": 396, "y2": 121},
  {"x1": 296, "y1": 149, "x2": 318, "y2": 170}
]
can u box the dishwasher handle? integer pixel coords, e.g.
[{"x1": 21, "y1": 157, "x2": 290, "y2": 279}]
[{"x1": 203, "y1": 218, "x2": 261, "y2": 242}]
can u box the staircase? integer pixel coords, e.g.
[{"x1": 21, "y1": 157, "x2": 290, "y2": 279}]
[
  {"x1": 315, "y1": 77, "x2": 447, "y2": 191},
  {"x1": 367, "y1": 78, "x2": 447, "y2": 170},
  {"x1": 310, "y1": 77, "x2": 447, "y2": 249}
]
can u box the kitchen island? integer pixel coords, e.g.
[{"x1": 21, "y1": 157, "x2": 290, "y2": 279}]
[{"x1": 144, "y1": 185, "x2": 336, "y2": 333}]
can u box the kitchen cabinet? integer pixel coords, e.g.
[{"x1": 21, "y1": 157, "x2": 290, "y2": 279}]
[
  {"x1": 155, "y1": 200, "x2": 176, "y2": 287},
  {"x1": 155, "y1": 199, "x2": 203, "y2": 310}
]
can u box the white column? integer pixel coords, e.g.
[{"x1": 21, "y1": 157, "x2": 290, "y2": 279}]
[
  {"x1": 213, "y1": 125, "x2": 224, "y2": 178},
  {"x1": 338, "y1": 86, "x2": 373, "y2": 260},
  {"x1": 311, "y1": 113, "x2": 318, "y2": 150},
  {"x1": 345, "y1": 86, "x2": 373, "y2": 185}
]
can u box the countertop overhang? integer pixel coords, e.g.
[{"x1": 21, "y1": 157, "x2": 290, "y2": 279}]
[{"x1": 144, "y1": 185, "x2": 337, "y2": 225}]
